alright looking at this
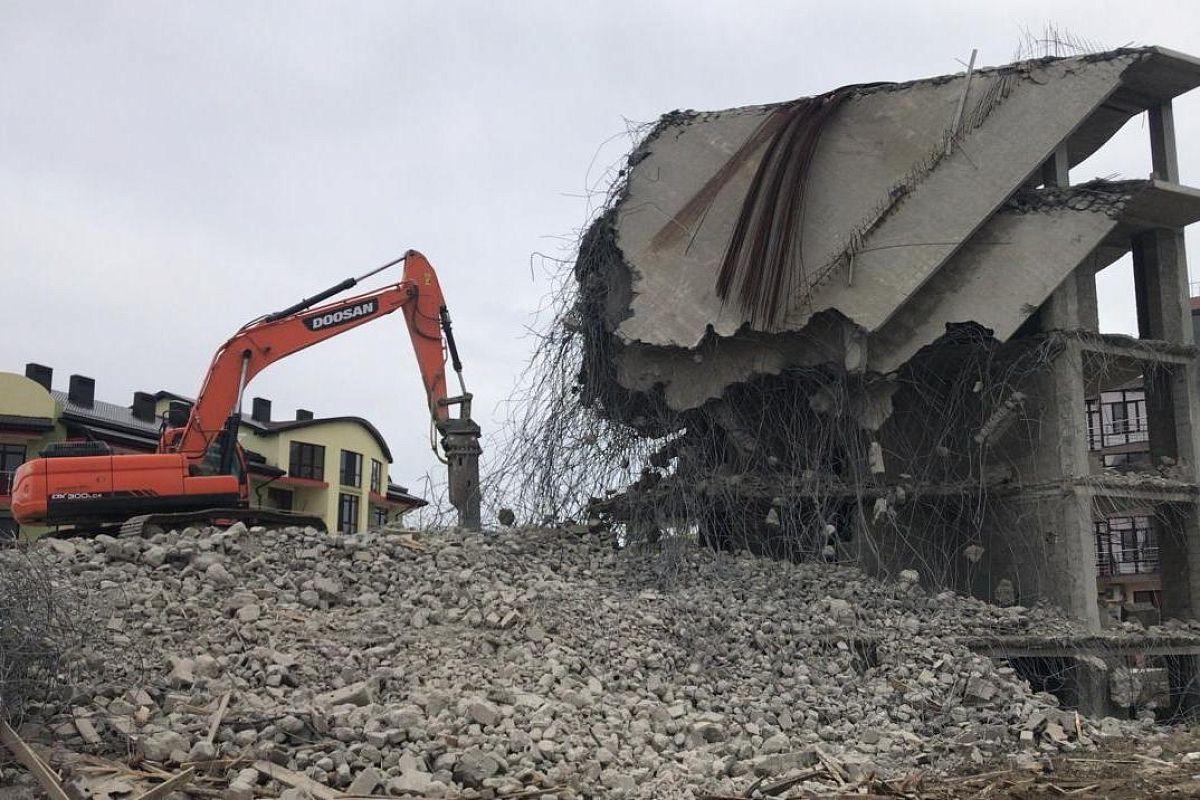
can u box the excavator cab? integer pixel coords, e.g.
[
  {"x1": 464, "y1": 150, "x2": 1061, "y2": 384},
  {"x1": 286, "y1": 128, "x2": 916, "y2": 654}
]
[{"x1": 194, "y1": 435, "x2": 246, "y2": 482}]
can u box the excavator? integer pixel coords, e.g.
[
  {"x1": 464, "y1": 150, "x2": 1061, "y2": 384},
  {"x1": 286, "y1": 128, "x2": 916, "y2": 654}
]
[{"x1": 10, "y1": 250, "x2": 482, "y2": 535}]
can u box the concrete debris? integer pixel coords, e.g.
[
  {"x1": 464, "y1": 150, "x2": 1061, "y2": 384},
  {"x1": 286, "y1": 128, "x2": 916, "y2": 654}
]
[
  {"x1": 1004, "y1": 180, "x2": 1146, "y2": 217},
  {"x1": 5, "y1": 523, "x2": 1191, "y2": 798}
]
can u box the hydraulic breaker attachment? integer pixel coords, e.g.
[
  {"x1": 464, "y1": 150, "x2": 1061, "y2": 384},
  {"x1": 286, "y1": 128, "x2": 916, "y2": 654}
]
[{"x1": 438, "y1": 393, "x2": 482, "y2": 530}]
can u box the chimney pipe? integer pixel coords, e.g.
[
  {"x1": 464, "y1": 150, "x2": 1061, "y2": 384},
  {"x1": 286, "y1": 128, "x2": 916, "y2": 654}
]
[
  {"x1": 251, "y1": 397, "x2": 272, "y2": 423},
  {"x1": 167, "y1": 400, "x2": 191, "y2": 428},
  {"x1": 131, "y1": 391, "x2": 157, "y2": 422},
  {"x1": 24, "y1": 363, "x2": 52, "y2": 392},
  {"x1": 68, "y1": 374, "x2": 95, "y2": 408},
  {"x1": 296, "y1": 408, "x2": 314, "y2": 421}
]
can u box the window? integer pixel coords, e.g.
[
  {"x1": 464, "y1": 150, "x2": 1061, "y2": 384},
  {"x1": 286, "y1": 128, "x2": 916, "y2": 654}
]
[
  {"x1": 1132, "y1": 590, "x2": 1160, "y2": 607},
  {"x1": 371, "y1": 505, "x2": 388, "y2": 528},
  {"x1": 338, "y1": 492, "x2": 360, "y2": 534},
  {"x1": 340, "y1": 450, "x2": 363, "y2": 487},
  {"x1": 1111, "y1": 400, "x2": 1129, "y2": 432},
  {"x1": 1095, "y1": 516, "x2": 1159, "y2": 576},
  {"x1": 370, "y1": 459, "x2": 383, "y2": 494},
  {"x1": 1088, "y1": 389, "x2": 1149, "y2": 450},
  {"x1": 266, "y1": 487, "x2": 293, "y2": 511},
  {"x1": 0, "y1": 444, "x2": 26, "y2": 495},
  {"x1": 289, "y1": 441, "x2": 325, "y2": 481}
]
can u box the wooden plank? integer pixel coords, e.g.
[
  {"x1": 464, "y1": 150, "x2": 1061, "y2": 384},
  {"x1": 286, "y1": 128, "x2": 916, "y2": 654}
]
[
  {"x1": 131, "y1": 767, "x2": 196, "y2": 800},
  {"x1": 254, "y1": 759, "x2": 341, "y2": 800},
  {"x1": 0, "y1": 718, "x2": 71, "y2": 800},
  {"x1": 204, "y1": 692, "x2": 231, "y2": 745}
]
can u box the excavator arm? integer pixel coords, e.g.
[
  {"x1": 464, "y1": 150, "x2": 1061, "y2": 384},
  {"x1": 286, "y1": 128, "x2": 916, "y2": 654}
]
[{"x1": 164, "y1": 249, "x2": 481, "y2": 528}]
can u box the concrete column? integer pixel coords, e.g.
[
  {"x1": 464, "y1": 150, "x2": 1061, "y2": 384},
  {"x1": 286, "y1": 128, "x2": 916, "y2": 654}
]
[
  {"x1": 1042, "y1": 271, "x2": 1081, "y2": 332},
  {"x1": 1041, "y1": 142, "x2": 1070, "y2": 188},
  {"x1": 1150, "y1": 100, "x2": 1180, "y2": 183},
  {"x1": 1130, "y1": 107, "x2": 1200, "y2": 621},
  {"x1": 1050, "y1": 341, "x2": 1091, "y2": 477},
  {"x1": 1073, "y1": 656, "x2": 1114, "y2": 717},
  {"x1": 1134, "y1": 230, "x2": 1200, "y2": 471},
  {"x1": 1050, "y1": 487, "x2": 1102, "y2": 630},
  {"x1": 1035, "y1": 337, "x2": 1102, "y2": 629},
  {"x1": 1042, "y1": 266, "x2": 1099, "y2": 333},
  {"x1": 1158, "y1": 502, "x2": 1199, "y2": 620},
  {"x1": 1134, "y1": 229, "x2": 1193, "y2": 345},
  {"x1": 1037, "y1": 140, "x2": 1098, "y2": 336},
  {"x1": 1076, "y1": 265, "x2": 1100, "y2": 333}
]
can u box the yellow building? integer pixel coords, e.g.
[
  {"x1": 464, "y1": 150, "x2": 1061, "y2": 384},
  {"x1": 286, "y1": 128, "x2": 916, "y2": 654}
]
[{"x1": 0, "y1": 364, "x2": 424, "y2": 538}]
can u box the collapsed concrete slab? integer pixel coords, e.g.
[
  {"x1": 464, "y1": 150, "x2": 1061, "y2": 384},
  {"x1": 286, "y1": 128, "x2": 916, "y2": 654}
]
[
  {"x1": 587, "y1": 47, "x2": 1200, "y2": 414},
  {"x1": 547, "y1": 46, "x2": 1200, "y2": 633},
  {"x1": 870, "y1": 179, "x2": 1200, "y2": 373}
]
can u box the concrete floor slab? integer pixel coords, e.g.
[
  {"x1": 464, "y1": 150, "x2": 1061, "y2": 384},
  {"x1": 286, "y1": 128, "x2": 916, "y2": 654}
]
[{"x1": 612, "y1": 53, "x2": 1142, "y2": 349}]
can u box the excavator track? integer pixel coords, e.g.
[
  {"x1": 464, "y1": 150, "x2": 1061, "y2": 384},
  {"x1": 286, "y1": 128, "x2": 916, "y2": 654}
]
[{"x1": 117, "y1": 508, "x2": 326, "y2": 538}]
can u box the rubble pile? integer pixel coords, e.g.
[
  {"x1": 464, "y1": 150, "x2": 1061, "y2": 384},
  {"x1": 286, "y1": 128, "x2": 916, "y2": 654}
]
[{"x1": 12, "y1": 526, "x2": 1159, "y2": 798}]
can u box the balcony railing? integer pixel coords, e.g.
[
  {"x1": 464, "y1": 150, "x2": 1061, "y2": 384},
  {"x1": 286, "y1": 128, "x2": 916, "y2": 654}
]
[
  {"x1": 1097, "y1": 545, "x2": 1161, "y2": 577},
  {"x1": 1087, "y1": 416, "x2": 1150, "y2": 450}
]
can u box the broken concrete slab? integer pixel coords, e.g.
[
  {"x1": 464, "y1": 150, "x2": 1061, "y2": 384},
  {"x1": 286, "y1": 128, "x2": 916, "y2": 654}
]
[
  {"x1": 611, "y1": 51, "x2": 1164, "y2": 349},
  {"x1": 868, "y1": 196, "x2": 1125, "y2": 373}
]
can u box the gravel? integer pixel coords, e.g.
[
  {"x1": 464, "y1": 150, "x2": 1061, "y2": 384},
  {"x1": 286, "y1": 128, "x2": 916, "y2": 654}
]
[{"x1": 15, "y1": 524, "x2": 1177, "y2": 798}]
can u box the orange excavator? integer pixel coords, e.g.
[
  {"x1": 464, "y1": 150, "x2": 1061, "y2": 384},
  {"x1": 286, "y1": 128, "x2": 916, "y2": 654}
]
[{"x1": 10, "y1": 250, "x2": 482, "y2": 535}]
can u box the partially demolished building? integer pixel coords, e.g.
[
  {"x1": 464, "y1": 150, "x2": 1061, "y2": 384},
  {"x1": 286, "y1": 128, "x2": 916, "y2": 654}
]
[{"x1": 566, "y1": 46, "x2": 1200, "y2": 638}]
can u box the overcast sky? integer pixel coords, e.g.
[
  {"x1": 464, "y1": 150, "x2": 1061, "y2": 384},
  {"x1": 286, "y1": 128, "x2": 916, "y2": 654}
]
[{"x1": 3, "y1": 1, "x2": 1199, "y2": 496}]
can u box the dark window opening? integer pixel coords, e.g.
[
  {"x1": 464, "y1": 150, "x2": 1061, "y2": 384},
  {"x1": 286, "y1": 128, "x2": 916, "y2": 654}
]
[
  {"x1": 340, "y1": 450, "x2": 363, "y2": 488},
  {"x1": 289, "y1": 441, "x2": 325, "y2": 481},
  {"x1": 371, "y1": 505, "x2": 388, "y2": 528},
  {"x1": 1132, "y1": 590, "x2": 1161, "y2": 607},
  {"x1": 266, "y1": 487, "x2": 293, "y2": 511},
  {"x1": 338, "y1": 492, "x2": 360, "y2": 534},
  {"x1": 370, "y1": 459, "x2": 383, "y2": 494},
  {"x1": 0, "y1": 443, "x2": 27, "y2": 495}
]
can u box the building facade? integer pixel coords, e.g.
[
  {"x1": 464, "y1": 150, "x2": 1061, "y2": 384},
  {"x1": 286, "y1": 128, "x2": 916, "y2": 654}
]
[
  {"x1": 1079, "y1": 302, "x2": 1200, "y2": 625},
  {"x1": 0, "y1": 364, "x2": 424, "y2": 537},
  {"x1": 1087, "y1": 379, "x2": 1162, "y2": 622}
]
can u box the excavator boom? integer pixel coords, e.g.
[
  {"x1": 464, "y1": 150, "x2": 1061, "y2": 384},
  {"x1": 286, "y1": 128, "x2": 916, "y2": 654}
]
[{"x1": 170, "y1": 250, "x2": 455, "y2": 457}]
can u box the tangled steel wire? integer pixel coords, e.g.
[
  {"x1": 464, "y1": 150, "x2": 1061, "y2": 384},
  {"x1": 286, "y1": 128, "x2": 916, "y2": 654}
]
[{"x1": 0, "y1": 546, "x2": 86, "y2": 723}]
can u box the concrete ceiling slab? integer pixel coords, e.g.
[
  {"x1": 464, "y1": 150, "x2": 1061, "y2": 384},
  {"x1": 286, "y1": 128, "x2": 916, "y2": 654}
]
[
  {"x1": 867, "y1": 207, "x2": 1120, "y2": 374},
  {"x1": 611, "y1": 52, "x2": 1146, "y2": 349}
]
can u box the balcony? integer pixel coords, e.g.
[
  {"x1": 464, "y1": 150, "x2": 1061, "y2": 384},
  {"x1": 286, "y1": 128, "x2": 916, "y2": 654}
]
[
  {"x1": 1095, "y1": 516, "x2": 1160, "y2": 577},
  {"x1": 1096, "y1": 544, "x2": 1161, "y2": 577},
  {"x1": 1087, "y1": 415, "x2": 1150, "y2": 450}
]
